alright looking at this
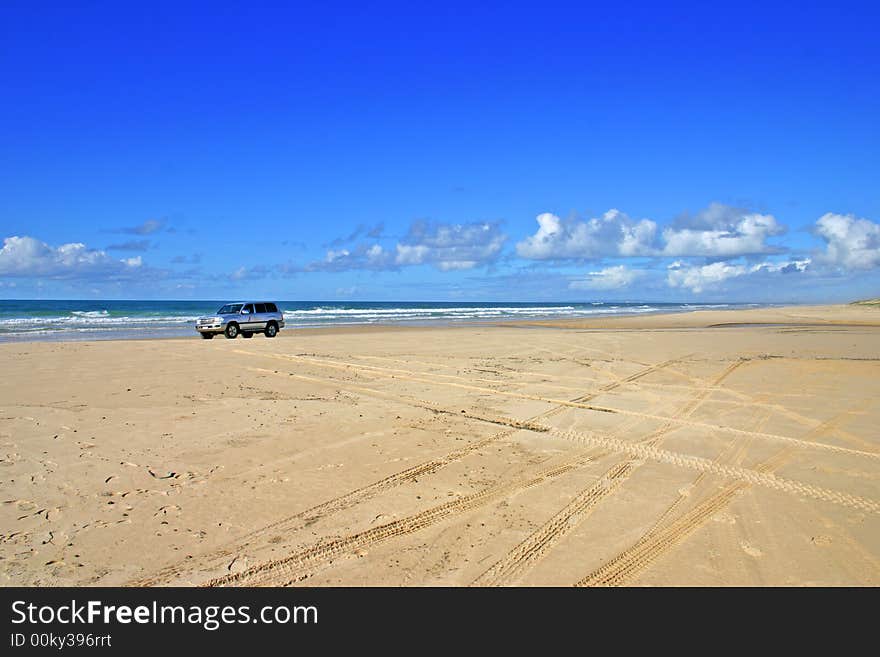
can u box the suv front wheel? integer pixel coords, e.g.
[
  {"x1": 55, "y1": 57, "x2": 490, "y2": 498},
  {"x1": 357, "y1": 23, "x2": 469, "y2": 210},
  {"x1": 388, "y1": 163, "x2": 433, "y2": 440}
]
[{"x1": 225, "y1": 323, "x2": 239, "y2": 339}]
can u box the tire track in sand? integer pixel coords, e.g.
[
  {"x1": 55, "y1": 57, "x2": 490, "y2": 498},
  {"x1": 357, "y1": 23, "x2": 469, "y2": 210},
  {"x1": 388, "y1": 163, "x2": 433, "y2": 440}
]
[
  {"x1": 471, "y1": 360, "x2": 746, "y2": 586},
  {"x1": 139, "y1": 354, "x2": 879, "y2": 587},
  {"x1": 249, "y1": 365, "x2": 880, "y2": 514},
  {"x1": 130, "y1": 356, "x2": 680, "y2": 586},
  {"x1": 575, "y1": 448, "x2": 793, "y2": 587},
  {"x1": 361, "y1": 351, "x2": 842, "y2": 424},
  {"x1": 206, "y1": 449, "x2": 607, "y2": 587},
  {"x1": 254, "y1": 352, "x2": 879, "y2": 461}
]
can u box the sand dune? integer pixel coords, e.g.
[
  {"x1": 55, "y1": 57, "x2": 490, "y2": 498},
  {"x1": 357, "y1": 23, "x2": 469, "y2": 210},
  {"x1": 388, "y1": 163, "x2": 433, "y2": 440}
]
[{"x1": 1, "y1": 304, "x2": 878, "y2": 586}]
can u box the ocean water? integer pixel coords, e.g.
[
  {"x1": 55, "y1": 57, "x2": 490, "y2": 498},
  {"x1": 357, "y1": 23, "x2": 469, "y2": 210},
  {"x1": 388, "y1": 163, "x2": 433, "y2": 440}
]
[{"x1": 0, "y1": 300, "x2": 759, "y2": 342}]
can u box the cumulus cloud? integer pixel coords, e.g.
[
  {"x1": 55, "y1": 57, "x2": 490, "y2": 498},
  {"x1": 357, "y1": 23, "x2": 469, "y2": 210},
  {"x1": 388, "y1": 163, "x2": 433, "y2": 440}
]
[
  {"x1": 396, "y1": 221, "x2": 506, "y2": 270},
  {"x1": 306, "y1": 221, "x2": 506, "y2": 272},
  {"x1": 668, "y1": 202, "x2": 755, "y2": 230},
  {"x1": 666, "y1": 261, "x2": 748, "y2": 293},
  {"x1": 364, "y1": 244, "x2": 388, "y2": 265},
  {"x1": 517, "y1": 204, "x2": 785, "y2": 261},
  {"x1": 394, "y1": 243, "x2": 428, "y2": 266},
  {"x1": 516, "y1": 210, "x2": 658, "y2": 260},
  {"x1": 0, "y1": 236, "x2": 145, "y2": 279},
  {"x1": 666, "y1": 258, "x2": 810, "y2": 293},
  {"x1": 662, "y1": 207, "x2": 784, "y2": 257},
  {"x1": 813, "y1": 212, "x2": 880, "y2": 270},
  {"x1": 751, "y1": 259, "x2": 811, "y2": 275},
  {"x1": 305, "y1": 247, "x2": 365, "y2": 272},
  {"x1": 569, "y1": 265, "x2": 639, "y2": 290},
  {"x1": 325, "y1": 249, "x2": 351, "y2": 263}
]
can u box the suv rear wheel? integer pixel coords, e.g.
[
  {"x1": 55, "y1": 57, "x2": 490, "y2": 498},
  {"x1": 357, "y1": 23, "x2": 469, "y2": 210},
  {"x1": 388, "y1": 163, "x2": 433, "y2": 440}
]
[
  {"x1": 225, "y1": 323, "x2": 239, "y2": 339},
  {"x1": 265, "y1": 322, "x2": 278, "y2": 338}
]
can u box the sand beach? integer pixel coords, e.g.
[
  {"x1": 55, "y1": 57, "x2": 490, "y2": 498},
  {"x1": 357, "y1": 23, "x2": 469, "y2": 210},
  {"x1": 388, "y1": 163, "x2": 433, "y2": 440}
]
[{"x1": 1, "y1": 303, "x2": 878, "y2": 586}]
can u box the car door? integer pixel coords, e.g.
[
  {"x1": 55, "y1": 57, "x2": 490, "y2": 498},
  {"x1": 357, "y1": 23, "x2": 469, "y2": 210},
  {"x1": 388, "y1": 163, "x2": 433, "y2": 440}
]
[
  {"x1": 253, "y1": 303, "x2": 268, "y2": 331},
  {"x1": 241, "y1": 303, "x2": 258, "y2": 331}
]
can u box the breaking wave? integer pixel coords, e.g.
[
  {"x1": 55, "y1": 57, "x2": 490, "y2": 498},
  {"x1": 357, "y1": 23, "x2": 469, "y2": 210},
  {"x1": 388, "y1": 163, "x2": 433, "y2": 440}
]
[{"x1": 0, "y1": 300, "x2": 744, "y2": 342}]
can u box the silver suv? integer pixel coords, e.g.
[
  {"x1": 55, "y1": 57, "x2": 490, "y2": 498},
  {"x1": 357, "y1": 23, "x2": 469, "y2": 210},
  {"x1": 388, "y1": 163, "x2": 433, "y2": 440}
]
[{"x1": 195, "y1": 302, "x2": 285, "y2": 339}]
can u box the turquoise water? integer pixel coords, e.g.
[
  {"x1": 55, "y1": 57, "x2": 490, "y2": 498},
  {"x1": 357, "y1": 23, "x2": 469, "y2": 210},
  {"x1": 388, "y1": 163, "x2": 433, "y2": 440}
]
[{"x1": 0, "y1": 300, "x2": 761, "y2": 342}]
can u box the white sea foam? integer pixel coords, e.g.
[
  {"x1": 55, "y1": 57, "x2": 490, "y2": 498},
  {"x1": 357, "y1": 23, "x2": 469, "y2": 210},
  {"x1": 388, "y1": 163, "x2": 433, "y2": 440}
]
[
  {"x1": 274, "y1": 305, "x2": 669, "y2": 326},
  {"x1": 0, "y1": 302, "x2": 752, "y2": 342},
  {"x1": 0, "y1": 314, "x2": 201, "y2": 336},
  {"x1": 70, "y1": 310, "x2": 110, "y2": 318},
  {"x1": 280, "y1": 305, "x2": 578, "y2": 316},
  {"x1": 0, "y1": 305, "x2": 670, "y2": 333}
]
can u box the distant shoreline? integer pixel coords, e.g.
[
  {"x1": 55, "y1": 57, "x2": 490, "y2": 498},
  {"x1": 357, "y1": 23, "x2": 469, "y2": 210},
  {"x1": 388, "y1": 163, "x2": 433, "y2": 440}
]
[
  {"x1": 1, "y1": 302, "x2": 877, "y2": 345},
  {"x1": 0, "y1": 300, "x2": 783, "y2": 344}
]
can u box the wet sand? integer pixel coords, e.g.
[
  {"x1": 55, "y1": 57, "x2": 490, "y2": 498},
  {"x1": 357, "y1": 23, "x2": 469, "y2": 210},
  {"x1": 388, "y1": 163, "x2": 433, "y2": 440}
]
[{"x1": 1, "y1": 303, "x2": 878, "y2": 586}]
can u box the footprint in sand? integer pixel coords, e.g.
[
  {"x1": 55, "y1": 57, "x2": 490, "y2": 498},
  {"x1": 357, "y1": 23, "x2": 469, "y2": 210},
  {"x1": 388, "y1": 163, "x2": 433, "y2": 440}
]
[
  {"x1": 147, "y1": 469, "x2": 178, "y2": 480},
  {"x1": 5, "y1": 499, "x2": 35, "y2": 511},
  {"x1": 154, "y1": 504, "x2": 182, "y2": 517},
  {"x1": 740, "y1": 541, "x2": 763, "y2": 558},
  {"x1": 227, "y1": 555, "x2": 250, "y2": 573}
]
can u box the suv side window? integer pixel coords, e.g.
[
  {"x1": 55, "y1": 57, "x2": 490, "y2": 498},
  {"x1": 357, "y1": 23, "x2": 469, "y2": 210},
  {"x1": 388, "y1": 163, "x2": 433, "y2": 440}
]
[
  {"x1": 255, "y1": 303, "x2": 267, "y2": 313},
  {"x1": 243, "y1": 303, "x2": 254, "y2": 313},
  {"x1": 266, "y1": 303, "x2": 278, "y2": 313}
]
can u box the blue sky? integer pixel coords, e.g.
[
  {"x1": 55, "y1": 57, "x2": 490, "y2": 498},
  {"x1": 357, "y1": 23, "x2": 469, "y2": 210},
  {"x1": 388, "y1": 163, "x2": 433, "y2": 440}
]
[{"x1": 1, "y1": 1, "x2": 878, "y2": 301}]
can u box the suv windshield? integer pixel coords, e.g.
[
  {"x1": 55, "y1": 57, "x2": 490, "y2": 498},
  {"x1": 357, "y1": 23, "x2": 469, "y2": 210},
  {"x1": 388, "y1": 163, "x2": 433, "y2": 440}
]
[{"x1": 217, "y1": 304, "x2": 243, "y2": 314}]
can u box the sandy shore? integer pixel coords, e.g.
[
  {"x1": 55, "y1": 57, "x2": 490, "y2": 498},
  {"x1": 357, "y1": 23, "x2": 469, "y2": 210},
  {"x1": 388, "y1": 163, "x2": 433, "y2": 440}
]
[{"x1": 1, "y1": 303, "x2": 878, "y2": 586}]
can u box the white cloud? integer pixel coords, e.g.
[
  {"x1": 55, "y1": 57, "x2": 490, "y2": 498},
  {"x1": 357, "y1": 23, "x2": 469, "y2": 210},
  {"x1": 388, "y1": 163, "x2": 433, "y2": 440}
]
[
  {"x1": 813, "y1": 212, "x2": 880, "y2": 270},
  {"x1": 663, "y1": 208, "x2": 785, "y2": 258},
  {"x1": 394, "y1": 244, "x2": 429, "y2": 266},
  {"x1": 751, "y1": 259, "x2": 811, "y2": 274},
  {"x1": 517, "y1": 204, "x2": 785, "y2": 261},
  {"x1": 308, "y1": 221, "x2": 506, "y2": 272},
  {"x1": 667, "y1": 258, "x2": 811, "y2": 293},
  {"x1": 325, "y1": 249, "x2": 350, "y2": 263},
  {"x1": 667, "y1": 260, "x2": 748, "y2": 293},
  {"x1": 397, "y1": 221, "x2": 506, "y2": 270},
  {"x1": 0, "y1": 235, "x2": 146, "y2": 279},
  {"x1": 569, "y1": 265, "x2": 639, "y2": 290},
  {"x1": 516, "y1": 210, "x2": 658, "y2": 260}
]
